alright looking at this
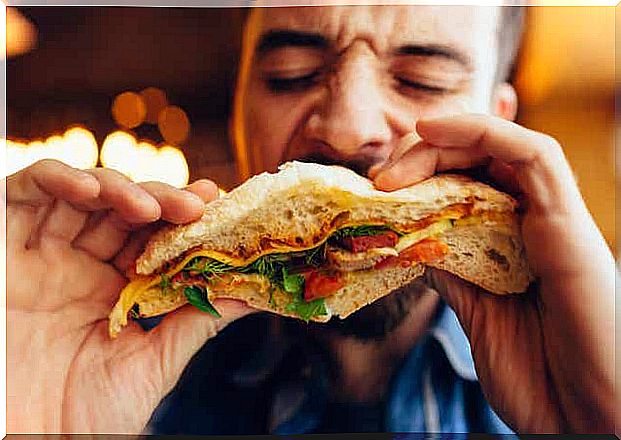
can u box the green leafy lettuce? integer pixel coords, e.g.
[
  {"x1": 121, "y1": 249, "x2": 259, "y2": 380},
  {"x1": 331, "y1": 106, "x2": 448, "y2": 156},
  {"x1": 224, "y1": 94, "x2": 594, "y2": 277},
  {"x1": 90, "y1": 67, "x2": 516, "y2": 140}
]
[
  {"x1": 183, "y1": 285, "x2": 222, "y2": 318},
  {"x1": 173, "y1": 224, "x2": 397, "y2": 321}
]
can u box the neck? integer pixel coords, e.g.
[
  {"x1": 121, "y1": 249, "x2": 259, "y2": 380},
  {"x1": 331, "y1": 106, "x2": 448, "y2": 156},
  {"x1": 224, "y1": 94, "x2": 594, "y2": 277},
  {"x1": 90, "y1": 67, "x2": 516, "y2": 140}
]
[{"x1": 323, "y1": 287, "x2": 440, "y2": 403}]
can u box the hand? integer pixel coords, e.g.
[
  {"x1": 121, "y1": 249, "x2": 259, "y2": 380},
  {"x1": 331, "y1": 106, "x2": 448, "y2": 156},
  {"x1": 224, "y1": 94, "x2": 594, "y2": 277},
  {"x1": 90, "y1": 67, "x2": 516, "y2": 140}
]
[
  {"x1": 5, "y1": 160, "x2": 256, "y2": 434},
  {"x1": 371, "y1": 114, "x2": 616, "y2": 433}
]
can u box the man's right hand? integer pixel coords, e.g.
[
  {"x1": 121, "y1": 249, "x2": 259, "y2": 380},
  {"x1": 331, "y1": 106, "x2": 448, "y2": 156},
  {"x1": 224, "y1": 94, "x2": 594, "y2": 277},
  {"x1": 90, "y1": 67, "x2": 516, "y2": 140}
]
[{"x1": 6, "y1": 160, "x2": 255, "y2": 434}]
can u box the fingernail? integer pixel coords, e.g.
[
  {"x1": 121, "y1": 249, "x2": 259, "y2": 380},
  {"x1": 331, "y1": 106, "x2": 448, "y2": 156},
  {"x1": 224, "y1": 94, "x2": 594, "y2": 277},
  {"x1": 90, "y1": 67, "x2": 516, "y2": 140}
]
[
  {"x1": 374, "y1": 168, "x2": 394, "y2": 191},
  {"x1": 186, "y1": 190, "x2": 205, "y2": 206}
]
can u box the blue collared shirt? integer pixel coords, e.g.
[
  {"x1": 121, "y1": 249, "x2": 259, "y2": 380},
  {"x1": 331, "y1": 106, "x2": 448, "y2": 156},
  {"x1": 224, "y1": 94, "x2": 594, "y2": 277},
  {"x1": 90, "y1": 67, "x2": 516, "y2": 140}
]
[{"x1": 147, "y1": 303, "x2": 514, "y2": 435}]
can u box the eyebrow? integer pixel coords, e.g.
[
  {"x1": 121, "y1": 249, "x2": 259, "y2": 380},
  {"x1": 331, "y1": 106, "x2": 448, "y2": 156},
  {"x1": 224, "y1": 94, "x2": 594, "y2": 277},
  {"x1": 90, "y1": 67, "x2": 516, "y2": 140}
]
[
  {"x1": 256, "y1": 30, "x2": 329, "y2": 55},
  {"x1": 397, "y1": 44, "x2": 474, "y2": 71}
]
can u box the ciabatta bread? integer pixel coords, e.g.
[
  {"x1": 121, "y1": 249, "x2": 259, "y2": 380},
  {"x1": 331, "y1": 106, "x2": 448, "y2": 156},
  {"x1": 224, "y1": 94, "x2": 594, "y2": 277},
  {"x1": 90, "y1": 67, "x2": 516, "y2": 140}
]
[{"x1": 137, "y1": 161, "x2": 517, "y2": 274}]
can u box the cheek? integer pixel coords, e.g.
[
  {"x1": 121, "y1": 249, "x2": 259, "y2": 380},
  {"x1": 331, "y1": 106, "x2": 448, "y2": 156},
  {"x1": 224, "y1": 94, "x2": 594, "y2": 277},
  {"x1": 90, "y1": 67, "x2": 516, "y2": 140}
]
[
  {"x1": 406, "y1": 89, "x2": 491, "y2": 121},
  {"x1": 245, "y1": 94, "x2": 303, "y2": 171}
]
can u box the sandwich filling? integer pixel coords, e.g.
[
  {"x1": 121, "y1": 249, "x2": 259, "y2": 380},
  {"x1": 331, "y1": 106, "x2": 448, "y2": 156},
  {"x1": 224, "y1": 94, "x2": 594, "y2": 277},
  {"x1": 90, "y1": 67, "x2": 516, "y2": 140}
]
[{"x1": 109, "y1": 207, "x2": 511, "y2": 337}]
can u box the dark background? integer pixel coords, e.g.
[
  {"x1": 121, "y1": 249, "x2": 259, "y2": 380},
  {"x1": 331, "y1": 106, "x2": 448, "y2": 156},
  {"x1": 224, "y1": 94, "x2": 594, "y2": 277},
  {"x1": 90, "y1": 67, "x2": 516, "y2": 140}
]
[{"x1": 8, "y1": 7, "x2": 246, "y2": 187}]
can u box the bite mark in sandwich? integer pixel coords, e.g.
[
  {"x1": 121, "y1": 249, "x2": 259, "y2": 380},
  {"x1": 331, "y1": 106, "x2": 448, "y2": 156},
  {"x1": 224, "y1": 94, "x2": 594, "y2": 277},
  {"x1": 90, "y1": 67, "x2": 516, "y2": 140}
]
[{"x1": 108, "y1": 162, "x2": 533, "y2": 338}]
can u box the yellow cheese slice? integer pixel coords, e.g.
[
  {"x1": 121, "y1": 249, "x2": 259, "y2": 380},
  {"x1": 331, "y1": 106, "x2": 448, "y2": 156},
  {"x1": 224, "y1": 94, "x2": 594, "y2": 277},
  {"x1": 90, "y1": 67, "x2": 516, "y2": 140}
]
[{"x1": 108, "y1": 211, "x2": 512, "y2": 337}]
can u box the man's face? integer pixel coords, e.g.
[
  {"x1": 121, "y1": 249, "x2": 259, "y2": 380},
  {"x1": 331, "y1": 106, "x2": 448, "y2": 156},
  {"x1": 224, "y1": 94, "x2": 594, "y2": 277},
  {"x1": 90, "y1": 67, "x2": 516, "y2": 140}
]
[
  {"x1": 237, "y1": 5, "x2": 502, "y2": 174},
  {"x1": 234, "y1": 5, "x2": 506, "y2": 339}
]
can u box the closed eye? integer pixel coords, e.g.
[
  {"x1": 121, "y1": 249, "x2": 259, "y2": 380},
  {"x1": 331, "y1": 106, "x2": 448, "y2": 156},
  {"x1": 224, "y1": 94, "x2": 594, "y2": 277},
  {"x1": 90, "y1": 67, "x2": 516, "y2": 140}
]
[
  {"x1": 395, "y1": 76, "x2": 448, "y2": 95},
  {"x1": 266, "y1": 71, "x2": 321, "y2": 93}
]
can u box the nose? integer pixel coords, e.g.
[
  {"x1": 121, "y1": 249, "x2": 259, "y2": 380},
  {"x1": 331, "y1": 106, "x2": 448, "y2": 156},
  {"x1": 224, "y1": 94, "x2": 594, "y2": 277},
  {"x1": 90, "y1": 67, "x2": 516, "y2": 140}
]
[{"x1": 304, "y1": 44, "x2": 392, "y2": 159}]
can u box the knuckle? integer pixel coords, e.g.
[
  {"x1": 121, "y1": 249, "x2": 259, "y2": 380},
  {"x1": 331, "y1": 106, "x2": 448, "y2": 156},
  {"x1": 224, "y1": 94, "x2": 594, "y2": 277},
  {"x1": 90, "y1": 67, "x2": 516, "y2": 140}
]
[
  {"x1": 30, "y1": 158, "x2": 64, "y2": 173},
  {"x1": 90, "y1": 166, "x2": 131, "y2": 182},
  {"x1": 538, "y1": 133, "x2": 562, "y2": 152}
]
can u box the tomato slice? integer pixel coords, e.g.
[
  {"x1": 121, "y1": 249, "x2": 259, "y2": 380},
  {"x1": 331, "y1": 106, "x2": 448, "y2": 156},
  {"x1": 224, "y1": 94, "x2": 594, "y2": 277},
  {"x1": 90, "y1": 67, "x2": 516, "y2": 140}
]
[
  {"x1": 399, "y1": 238, "x2": 449, "y2": 263},
  {"x1": 304, "y1": 270, "x2": 345, "y2": 301},
  {"x1": 342, "y1": 231, "x2": 399, "y2": 253},
  {"x1": 374, "y1": 238, "x2": 448, "y2": 269}
]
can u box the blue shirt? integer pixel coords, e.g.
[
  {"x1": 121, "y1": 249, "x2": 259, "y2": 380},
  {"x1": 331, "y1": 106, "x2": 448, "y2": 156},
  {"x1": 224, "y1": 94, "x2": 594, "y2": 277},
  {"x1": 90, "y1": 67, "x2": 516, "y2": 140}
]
[{"x1": 147, "y1": 303, "x2": 514, "y2": 435}]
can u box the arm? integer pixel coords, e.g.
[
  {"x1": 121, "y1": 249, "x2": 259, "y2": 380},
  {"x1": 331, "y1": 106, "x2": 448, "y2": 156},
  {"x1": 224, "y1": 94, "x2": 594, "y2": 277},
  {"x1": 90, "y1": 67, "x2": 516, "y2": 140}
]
[{"x1": 373, "y1": 114, "x2": 616, "y2": 433}]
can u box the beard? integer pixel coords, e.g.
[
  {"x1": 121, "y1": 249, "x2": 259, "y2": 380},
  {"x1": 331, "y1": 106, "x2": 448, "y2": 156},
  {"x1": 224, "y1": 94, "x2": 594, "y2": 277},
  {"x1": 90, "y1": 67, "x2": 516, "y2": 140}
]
[{"x1": 309, "y1": 280, "x2": 431, "y2": 341}]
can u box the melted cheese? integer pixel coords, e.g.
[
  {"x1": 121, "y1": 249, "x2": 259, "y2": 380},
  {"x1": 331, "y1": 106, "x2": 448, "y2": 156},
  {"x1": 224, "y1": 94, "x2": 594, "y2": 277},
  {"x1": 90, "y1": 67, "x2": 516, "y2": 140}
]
[{"x1": 108, "y1": 210, "x2": 512, "y2": 337}]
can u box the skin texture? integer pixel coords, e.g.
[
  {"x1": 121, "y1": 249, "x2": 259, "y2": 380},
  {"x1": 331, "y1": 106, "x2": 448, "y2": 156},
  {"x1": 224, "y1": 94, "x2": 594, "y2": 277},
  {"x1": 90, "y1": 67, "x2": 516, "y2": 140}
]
[
  {"x1": 234, "y1": 6, "x2": 616, "y2": 433},
  {"x1": 6, "y1": 162, "x2": 256, "y2": 433},
  {"x1": 5, "y1": 5, "x2": 617, "y2": 435}
]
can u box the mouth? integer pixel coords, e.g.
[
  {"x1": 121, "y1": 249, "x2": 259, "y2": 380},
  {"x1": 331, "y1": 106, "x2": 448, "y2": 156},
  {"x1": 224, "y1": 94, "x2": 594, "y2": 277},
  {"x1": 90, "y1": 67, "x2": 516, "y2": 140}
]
[{"x1": 293, "y1": 153, "x2": 381, "y2": 178}]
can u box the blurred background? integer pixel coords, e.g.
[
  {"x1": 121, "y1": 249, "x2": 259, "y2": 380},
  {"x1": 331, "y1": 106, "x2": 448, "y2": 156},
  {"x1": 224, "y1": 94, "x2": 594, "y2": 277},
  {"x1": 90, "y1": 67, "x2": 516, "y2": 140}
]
[{"x1": 4, "y1": 6, "x2": 616, "y2": 251}]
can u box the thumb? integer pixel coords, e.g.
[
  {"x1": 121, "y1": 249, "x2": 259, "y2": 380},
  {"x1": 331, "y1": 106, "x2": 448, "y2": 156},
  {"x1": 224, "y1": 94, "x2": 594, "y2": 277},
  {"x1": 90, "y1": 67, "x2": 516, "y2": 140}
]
[
  {"x1": 426, "y1": 268, "x2": 483, "y2": 337},
  {"x1": 147, "y1": 299, "x2": 257, "y2": 390}
]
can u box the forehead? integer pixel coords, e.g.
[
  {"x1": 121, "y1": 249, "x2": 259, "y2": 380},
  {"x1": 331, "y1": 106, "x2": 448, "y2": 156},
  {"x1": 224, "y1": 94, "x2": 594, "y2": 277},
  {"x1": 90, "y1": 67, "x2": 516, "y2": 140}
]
[{"x1": 252, "y1": 6, "x2": 499, "y2": 56}]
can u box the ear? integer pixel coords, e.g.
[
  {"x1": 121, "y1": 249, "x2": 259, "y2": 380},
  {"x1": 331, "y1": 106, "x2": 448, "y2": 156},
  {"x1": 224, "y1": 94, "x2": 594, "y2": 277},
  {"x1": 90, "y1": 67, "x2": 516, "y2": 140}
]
[{"x1": 491, "y1": 82, "x2": 518, "y2": 121}]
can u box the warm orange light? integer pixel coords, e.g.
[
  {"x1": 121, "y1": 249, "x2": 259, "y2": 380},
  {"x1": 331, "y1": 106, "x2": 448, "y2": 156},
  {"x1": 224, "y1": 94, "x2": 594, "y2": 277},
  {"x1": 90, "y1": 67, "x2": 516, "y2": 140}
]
[
  {"x1": 140, "y1": 87, "x2": 168, "y2": 124},
  {"x1": 158, "y1": 105, "x2": 190, "y2": 145},
  {"x1": 112, "y1": 91, "x2": 147, "y2": 129},
  {"x1": 5, "y1": 7, "x2": 37, "y2": 59}
]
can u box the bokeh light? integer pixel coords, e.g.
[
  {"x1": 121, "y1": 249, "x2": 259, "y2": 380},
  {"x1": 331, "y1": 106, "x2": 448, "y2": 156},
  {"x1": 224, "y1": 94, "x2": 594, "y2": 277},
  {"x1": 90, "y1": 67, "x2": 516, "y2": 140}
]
[
  {"x1": 158, "y1": 105, "x2": 190, "y2": 145},
  {"x1": 140, "y1": 87, "x2": 168, "y2": 124},
  {"x1": 63, "y1": 127, "x2": 99, "y2": 169},
  {"x1": 4, "y1": 125, "x2": 190, "y2": 188},
  {"x1": 153, "y1": 146, "x2": 190, "y2": 188},
  {"x1": 111, "y1": 91, "x2": 147, "y2": 129},
  {"x1": 100, "y1": 131, "x2": 138, "y2": 176},
  {"x1": 5, "y1": 7, "x2": 37, "y2": 59}
]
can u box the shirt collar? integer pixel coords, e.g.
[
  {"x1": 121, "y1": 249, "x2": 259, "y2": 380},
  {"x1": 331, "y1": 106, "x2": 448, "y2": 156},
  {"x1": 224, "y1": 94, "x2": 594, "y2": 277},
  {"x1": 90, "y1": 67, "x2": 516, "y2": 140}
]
[{"x1": 429, "y1": 302, "x2": 478, "y2": 381}]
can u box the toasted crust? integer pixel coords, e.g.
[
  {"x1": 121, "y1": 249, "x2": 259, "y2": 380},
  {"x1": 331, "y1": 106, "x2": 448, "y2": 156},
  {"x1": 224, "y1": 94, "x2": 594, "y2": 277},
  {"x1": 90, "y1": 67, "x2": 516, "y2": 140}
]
[{"x1": 137, "y1": 162, "x2": 516, "y2": 275}]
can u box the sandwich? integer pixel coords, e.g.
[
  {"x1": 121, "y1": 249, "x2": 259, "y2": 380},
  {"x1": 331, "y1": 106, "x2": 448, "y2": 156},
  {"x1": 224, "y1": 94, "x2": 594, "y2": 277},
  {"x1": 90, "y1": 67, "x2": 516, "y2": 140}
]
[{"x1": 108, "y1": 161, "x2": 532, "y2": 338}]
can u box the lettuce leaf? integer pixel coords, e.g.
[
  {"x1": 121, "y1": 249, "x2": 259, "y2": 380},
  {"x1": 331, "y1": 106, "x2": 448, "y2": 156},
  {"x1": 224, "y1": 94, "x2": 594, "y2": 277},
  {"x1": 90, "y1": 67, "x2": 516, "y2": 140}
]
[
  {"x1": 183, "y1": 285, "x2": 221, "y2": 318},
  {"x1": 177, "y1": 224, "x2": 392, "y2": 320}
]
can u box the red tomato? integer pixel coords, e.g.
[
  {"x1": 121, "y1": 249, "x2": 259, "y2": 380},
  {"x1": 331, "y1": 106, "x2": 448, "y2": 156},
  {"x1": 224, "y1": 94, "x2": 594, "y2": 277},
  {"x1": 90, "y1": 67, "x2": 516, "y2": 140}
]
[
  {"x1": 399, "y1": 238, "x2": 449, "y2": 263},
  {"x1": 304, "y1": 270, "x2": 345, "y2": 301},
  {"x1": 342, "y1": 231, "x2": 399, "y2": 253},
  {"x1": 374, "y1": 239, "x2": 448, "y2": 269}
]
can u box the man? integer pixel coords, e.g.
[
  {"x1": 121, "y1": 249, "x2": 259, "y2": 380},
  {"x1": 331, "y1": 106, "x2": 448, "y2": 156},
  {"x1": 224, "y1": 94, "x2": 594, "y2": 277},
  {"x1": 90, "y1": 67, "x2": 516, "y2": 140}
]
[{"x1": 6, "y1": 5, "x2": 616, "y2": 435}]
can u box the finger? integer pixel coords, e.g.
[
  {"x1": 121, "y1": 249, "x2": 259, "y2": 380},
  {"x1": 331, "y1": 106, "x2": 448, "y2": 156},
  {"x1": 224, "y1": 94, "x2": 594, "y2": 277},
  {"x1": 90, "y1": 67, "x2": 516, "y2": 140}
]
[
  {"x1": 74, "y1": 179, "x2": 216, "y2": 263},
  {"x1": 374, "y1": 143, "x2": 489, "y2": 191},
  {"x1": 415, "y1": 114, "x2": 549, "y2": 164},
  {"x1": 76, "y1": 168, "x2": 161, "y2": 224},
  {"x1": 416, "y1": 114, "x2": 580, "y2": 214},
  {"x1": 137, "y1": 181, "x2": 205, "y2": 224},
  {"x1": 7, "y1": 159, "x2": 100, "y2": 207},
  {"x1": 6, "y1": 160, "x2": 100, "y2": 249},
  {"x1": 72, "y1": 210, "x2": 133, "y2": 261},
  {"x1": 35, "y1": 199, "x2": 90, "y2": 245},
  {"x1": 487, "y1": 159, "x2": 522, "y2": 197},
  {"x1": 184, "y1": 179, "x2": 220, "y2": 203},
  {"x1": 111, "y1": 222, "x2": 162, "y2": 275},
  {"x1": 68, "y1": 169, "x2": 163, "y2": 261},
  {"x1": 368, "y1": 132, "x2": 423, "y2": 179},
  {"x1": 424, "y1": 268, "x2": 481, "y2": 335},
  {"x1": 110, "y1": 179, "x2": 219, "y2": 273},
  {"x1": 147, "y1": 299, "x2": 258, "y2": 389}
]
